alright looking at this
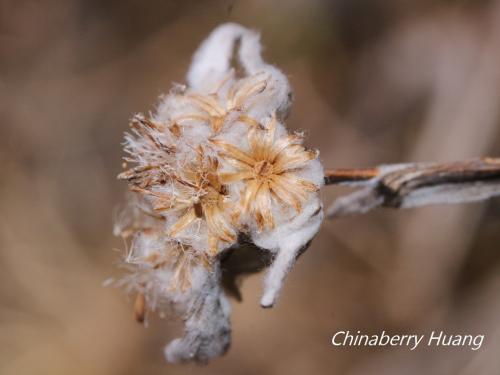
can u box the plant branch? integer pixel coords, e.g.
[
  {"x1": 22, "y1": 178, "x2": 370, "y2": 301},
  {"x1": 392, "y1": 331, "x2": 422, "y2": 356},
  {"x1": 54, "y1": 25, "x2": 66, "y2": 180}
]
[{"x1": 324, "y1": 157, "x2": 500, "y2": 218}]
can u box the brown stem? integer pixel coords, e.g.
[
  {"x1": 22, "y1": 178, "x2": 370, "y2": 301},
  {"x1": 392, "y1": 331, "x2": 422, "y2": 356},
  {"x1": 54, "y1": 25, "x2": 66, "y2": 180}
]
[
  {"x1": 325, "y1": 157, "x2": 500, "y2": 218},
  {"x1": 324, "y1": 167, "x2": 380, "y2": 184}
]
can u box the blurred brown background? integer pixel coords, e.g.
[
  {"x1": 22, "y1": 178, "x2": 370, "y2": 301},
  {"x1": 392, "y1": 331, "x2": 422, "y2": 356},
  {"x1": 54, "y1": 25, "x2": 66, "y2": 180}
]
[{"x1": 1, "y1": 0, "x2": 500, "y2": 374}]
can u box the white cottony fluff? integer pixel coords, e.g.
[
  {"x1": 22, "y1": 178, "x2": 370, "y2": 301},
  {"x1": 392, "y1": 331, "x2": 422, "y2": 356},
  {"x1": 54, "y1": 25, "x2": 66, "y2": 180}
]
[
  {"x1": 165, "y1": 264, "x2": 231, "y2": 364},
  {"x1": 254, "y1": 196, "x2": 324, "y2": 307},
  {"x1": 114, "y1": 23, "x2": 324, "y2": 363}
]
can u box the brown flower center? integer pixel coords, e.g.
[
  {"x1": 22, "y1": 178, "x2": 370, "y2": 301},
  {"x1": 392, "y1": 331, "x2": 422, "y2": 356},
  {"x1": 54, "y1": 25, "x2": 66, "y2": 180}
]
[
  {"x1": 196, "y1": 186, "x2": 225, "y2": 216},
  {"x1": 254, "y1": 160, "x2": 274, "y2": 178}
]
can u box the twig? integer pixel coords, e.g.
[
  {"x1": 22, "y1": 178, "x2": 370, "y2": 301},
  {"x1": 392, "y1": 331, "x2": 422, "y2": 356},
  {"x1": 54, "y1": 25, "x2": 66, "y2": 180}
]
[
  {"x1": 325, "y1": 157, "x2": 500, "y2": 218},
  {"x1": 324, "y1": 167, "x2": 379, "y2": 184}
]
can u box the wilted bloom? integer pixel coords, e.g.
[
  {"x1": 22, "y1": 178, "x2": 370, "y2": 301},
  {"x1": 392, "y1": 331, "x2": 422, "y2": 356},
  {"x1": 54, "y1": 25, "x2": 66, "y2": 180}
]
[
  {"x1": 113, "y1": 23, "x2": 324, "y2": 364},
  {"x1": 175, "y1": 72, "x2": 269, "y2": 133},
  {"x1": 213, "y1": 114, "x2": 319, "y2": 231},
  {"x1": 126, "y1": 147, "x2": 238, "y2": 255},
  {"x1": 114, "y1": 230, "x2": 186, "y2": 321},
  {"x1": 118, "y1": 230, "x2": 211, "y2": 305}
]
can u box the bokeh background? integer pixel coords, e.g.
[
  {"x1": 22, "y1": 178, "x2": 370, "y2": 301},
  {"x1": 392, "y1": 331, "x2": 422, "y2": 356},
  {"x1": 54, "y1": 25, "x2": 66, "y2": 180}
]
[{"x1": 2, "y1": 0, "x2": 500, "y2": 374}]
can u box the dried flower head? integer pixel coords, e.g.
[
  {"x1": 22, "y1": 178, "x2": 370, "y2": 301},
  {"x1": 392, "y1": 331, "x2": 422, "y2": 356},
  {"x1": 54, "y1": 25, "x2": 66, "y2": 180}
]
[
  {"x1": 113, "y1": 23, "x2": 324, "y2": 364},
  {"x1": 131, "y1": 147, "x2": 237, "y2": 255},
  {"x1": 116, "y1": 230, "x2": 199, "y2": 314},
  {"x1": 175, "y1": 72, "x2": 268, "y2": 133},
  {"x1": 213, "y1": 114, "x2": 320, "y2": 231}
]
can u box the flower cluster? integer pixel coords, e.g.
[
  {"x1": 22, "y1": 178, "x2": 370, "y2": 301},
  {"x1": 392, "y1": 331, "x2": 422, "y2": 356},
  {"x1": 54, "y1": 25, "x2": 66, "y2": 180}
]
[{"x1": 114, "y1": 23, "x2": 324, "y2": 363}]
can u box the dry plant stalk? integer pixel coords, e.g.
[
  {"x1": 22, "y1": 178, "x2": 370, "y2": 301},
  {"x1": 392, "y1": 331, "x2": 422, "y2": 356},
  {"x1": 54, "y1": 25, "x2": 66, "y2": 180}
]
[{"x1": 325, "y1": 157, "x2": 500, "y2": 218}]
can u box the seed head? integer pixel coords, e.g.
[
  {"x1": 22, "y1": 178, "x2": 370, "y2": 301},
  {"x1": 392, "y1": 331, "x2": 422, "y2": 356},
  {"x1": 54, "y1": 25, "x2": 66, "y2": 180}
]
[{"x1": 112, "y1": 23, "x2": 325, "y2": 364}]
